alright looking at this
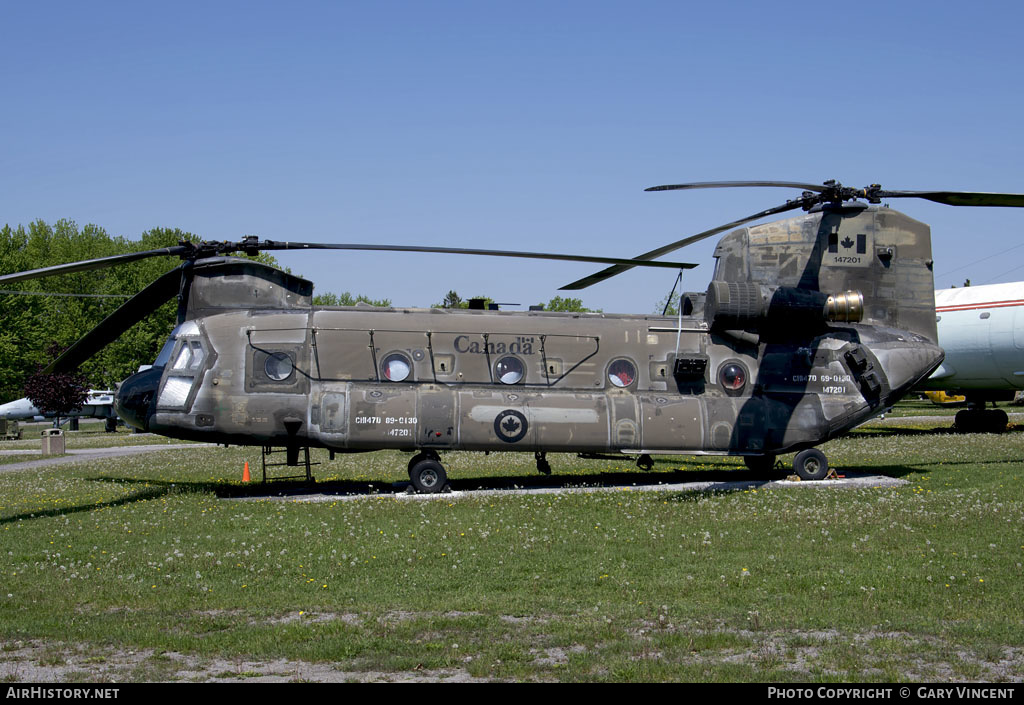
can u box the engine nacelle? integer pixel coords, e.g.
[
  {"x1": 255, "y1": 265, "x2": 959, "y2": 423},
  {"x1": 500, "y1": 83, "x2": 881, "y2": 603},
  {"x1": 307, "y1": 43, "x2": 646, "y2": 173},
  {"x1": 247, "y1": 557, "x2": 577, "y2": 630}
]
[{"x1": 705, "y1": 281, "x2": 864, "y2": 331}]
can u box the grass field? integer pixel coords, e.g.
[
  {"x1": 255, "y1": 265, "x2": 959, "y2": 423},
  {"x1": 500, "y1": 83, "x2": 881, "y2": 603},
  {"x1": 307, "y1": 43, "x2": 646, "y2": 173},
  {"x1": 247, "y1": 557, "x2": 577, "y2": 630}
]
[{"x1": 1, "y1": 410, "x2": 1022, "y2": 682}]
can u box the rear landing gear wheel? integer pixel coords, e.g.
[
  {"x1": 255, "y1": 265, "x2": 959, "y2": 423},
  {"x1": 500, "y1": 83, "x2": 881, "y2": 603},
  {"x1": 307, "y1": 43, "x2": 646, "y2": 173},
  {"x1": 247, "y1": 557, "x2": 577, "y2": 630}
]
[
  {"x1": 408, "y1": 457, "x2": 448, "y2": 494},
  {"x1": 535, "y1": 451, "x2": 551, "y2": 475},
  {"x1": 793, "y1": 448, "x2": 829, "y2": 481},
  {"x1": 636, "y1": 454, "x2": 654, "y2": 471}
]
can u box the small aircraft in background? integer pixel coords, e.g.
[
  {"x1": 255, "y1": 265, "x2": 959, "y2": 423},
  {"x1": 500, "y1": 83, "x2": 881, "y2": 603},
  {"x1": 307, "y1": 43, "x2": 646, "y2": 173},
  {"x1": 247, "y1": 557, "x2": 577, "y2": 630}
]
[
  {"x1": 0, "y1": 389, "x2": 120, "y2": 431},
  {"x1": 918, "y1": 281, "x2": 1024, "y2": 432}
]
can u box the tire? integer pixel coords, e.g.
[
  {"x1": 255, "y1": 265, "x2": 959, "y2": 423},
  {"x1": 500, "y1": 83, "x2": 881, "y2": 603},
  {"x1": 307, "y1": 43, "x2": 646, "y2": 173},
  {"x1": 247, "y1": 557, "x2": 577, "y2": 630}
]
[
  {"x1": 409, "y1": 458, "x2": 448, "y2": 494},
  {"x1": 955, "y1": 409, "x2": 1009, "y2": 434},
  {"x1": 744, "y1": 454, "x2": 777, "y2": 475},
  {"x1": 955, "y1": 409, "x2": 979, "y2": 433},
  {"x1": 793, "y1": 448, "x2": 829, "y2": 481},
  {"x1": 407, "y1": 450, "x2": 440, "y2": 475},
  {"x1": 987, "y1": 409, "x2": 1009, "y2": 433}
]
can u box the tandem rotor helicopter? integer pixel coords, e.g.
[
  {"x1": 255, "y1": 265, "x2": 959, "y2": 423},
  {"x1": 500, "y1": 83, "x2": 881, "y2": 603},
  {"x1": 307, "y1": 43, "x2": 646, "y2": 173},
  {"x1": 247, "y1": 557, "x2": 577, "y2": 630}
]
[{"x1": 5, "y1": 180, "x2": 1024, "y2": 491}]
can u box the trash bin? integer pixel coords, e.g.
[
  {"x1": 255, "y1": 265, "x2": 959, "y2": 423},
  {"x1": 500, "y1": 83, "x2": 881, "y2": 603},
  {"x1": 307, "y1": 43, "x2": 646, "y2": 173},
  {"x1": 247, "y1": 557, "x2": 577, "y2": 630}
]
[{"x1": 41, "y1": 428, "x2": 65, "y2": 455}]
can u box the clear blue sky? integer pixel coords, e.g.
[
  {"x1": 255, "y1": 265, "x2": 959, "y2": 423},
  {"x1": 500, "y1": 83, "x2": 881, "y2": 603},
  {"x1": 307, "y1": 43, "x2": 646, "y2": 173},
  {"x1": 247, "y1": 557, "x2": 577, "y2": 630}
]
[{"x1": 4, "y1": 0, "x2": 1024, "y2": 312}]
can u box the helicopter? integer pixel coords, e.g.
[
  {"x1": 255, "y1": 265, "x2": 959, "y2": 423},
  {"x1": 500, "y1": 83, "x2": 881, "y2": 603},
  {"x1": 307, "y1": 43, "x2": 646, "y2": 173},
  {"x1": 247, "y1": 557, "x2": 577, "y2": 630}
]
[{"x1": 4, "y1": 180, "x2": 1023, "y2": 491}]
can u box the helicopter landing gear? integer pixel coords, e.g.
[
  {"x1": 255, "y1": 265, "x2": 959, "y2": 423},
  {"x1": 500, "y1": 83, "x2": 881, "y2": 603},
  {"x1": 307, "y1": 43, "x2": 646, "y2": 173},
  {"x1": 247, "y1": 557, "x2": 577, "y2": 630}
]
[
  {"x1": 743, "y1": 454, "x2": 777, "y2": 476},
  {"x1": 792, "y1": 448, "x2": 829, "y2": 481},
  {"x1": 636, "y1": 454, "x2": 654, "y2": 471},
  {"x1": 535, "y1": 451, "x2": 552, "y2": 475},
  {"x1": 954, "y1": 406, "x2": 1008, "y2": 434},
  {"x1": 407, "y1": 451, "x2": 449, "y2": 494}
]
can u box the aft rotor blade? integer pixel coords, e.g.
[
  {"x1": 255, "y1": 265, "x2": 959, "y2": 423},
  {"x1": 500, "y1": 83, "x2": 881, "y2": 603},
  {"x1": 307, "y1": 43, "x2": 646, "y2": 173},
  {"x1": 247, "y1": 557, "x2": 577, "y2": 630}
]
[
  {"x1": 0, "y1": 246, "x2": 189, "y2": 286},
  {"x1": 873, "y1": 189, "x2": 1024, "y2": 208},
  {"x1": 645, "y1": 180, "x2": 827, "y2": 194},
  {"x1": 560, "y1": 198, "x2": 808, "y2": 291},
  {"x1": 255, "y1": 241, "x2": 698, "y2": 270},
  {"x1": 45, "y1": 266, "x2": 183, "y2": 373}
]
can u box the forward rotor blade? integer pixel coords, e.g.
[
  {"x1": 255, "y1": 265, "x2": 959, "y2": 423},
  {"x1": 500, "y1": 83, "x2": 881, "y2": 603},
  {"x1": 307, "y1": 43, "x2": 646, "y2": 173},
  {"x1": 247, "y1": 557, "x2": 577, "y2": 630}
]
[
  {"x1": 45, "y1": 266, "x2": 183, "y2": 373},
  {"x1": 0, "y1": 246, "x2": 189, "y2": 286},
  {"x1": 254, "y1": 241, "x2": 699, "y2": 270},
  {"x1": 873, "y1": 189, "x2": 1024, "y2": 208},
  {"x1": 645, "y1": 180, "x2": 827, "y2": 194},
  {"x1": 560, "y1": 198, "x2": 808, "y2": 291}
]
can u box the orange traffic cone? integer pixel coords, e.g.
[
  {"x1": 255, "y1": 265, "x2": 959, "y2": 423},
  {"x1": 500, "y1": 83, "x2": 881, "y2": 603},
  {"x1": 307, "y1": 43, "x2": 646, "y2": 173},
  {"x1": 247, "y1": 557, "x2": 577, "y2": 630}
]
[{"x1": 243, "y1": 461, "x2": 251, "y2": 483}]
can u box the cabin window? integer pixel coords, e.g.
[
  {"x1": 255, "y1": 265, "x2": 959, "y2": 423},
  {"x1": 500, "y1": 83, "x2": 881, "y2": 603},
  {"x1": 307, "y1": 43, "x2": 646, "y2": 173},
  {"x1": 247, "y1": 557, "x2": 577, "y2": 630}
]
[
  {"x1": 265, "y1": 351, "x2": 295, "y2": 381},
  {"x1": 381, "y1": 352, "x2": 412, "y2": 382},
  {"x1": 608, "y1": 359, "x2": 637, "y2": 388},
  {"x1": 719, "y1": 362, "x2": 747, "y2": 395},
  {"x1": 495, "y1": 356, "x2": 525, "y2": 384}
]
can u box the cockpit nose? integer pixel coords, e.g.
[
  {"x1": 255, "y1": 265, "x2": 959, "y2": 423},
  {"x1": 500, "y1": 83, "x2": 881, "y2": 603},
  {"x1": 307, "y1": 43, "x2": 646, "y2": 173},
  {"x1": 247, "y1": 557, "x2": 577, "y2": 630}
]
[{"x1": 114, "y1": 366, "x2": 164, "y2": 431}]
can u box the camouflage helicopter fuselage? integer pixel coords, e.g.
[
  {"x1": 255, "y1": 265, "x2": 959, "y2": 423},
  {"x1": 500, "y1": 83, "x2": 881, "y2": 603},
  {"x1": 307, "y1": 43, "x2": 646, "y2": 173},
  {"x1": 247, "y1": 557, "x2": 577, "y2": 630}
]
[{"x1": 114, "y1": 203, "x2": 943, "y2": 483}]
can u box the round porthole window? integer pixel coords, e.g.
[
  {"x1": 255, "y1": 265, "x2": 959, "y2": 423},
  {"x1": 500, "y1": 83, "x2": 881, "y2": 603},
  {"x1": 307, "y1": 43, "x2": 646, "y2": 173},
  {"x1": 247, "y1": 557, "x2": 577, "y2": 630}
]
[
  {"x1": 265, "y1": 352, "x2": 294, "y2": 381},
  {"x1": 382, "y1": 353, "x2": 412, "y2": 382},
  {"x1": 495, "y1": 356, "x2": 525, "y2": 384},
  {"x1": 608, "y1": 359, "x2": 637, "y2": 388},
  {"x1": 719, "y1": 362, "x2": 747, "y2": 395}
]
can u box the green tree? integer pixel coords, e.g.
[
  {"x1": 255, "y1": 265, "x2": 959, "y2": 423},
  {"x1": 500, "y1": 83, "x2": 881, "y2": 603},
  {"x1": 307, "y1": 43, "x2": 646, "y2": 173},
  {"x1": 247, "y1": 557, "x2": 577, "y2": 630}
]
[
  {"x1": 438, "y1": 290, "x2": 464, "y2": 308},
  {"x1": 655, "y1": 292, "x2": 681, "y2": 316},
  {"x1": 313, "y1": 291, "x2": 392, "y2": 307},
  {"x1": 538, "y1": 296, "x2": 599, "y2": 313},
  {"x1": 1, "y1": 222, "x2": 194, "y2": 400},
  {"x1": 432, "y1": 291, "x2": 494, "y2": 309}
]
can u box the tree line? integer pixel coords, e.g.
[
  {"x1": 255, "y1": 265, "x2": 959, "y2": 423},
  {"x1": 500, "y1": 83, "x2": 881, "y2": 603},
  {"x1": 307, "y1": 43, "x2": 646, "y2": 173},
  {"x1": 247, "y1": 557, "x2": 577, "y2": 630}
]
[
  {"x1": 0, "y1": 221, "x2": 599, "y2": 403},
  {"x1": 1, "y1": 221, "x2": 190, "y2": 402}
]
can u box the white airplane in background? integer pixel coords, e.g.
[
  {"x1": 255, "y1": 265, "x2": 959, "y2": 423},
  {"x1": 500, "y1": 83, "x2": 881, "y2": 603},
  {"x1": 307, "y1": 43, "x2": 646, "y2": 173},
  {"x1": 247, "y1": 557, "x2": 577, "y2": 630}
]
[
  {"x1": 918, "y1": 281, "x2": 1024, "y2": 432},
  {"x1": 0, "y1": 389, "x2": 120, "y2": 431}
]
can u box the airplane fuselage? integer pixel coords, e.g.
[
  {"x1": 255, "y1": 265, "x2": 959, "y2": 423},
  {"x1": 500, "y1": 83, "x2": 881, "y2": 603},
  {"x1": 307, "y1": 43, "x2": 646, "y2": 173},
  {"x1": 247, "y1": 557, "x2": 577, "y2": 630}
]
[{"x1": 922, "y1": 282, "x2": 1024, "y2": 392}]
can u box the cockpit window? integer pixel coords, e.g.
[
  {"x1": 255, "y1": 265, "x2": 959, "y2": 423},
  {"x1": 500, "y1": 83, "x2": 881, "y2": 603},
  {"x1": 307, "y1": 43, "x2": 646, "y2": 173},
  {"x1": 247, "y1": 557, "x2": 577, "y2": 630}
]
[
  {"x1": 172, "y1": 344, "x2": 193, "y2": 370},
  {"x1": 154, "y1": 335, "x2": 177, "y2": 367},
  {"x1": 189, "y1": 341, "x2": 205, "y2": 370}
]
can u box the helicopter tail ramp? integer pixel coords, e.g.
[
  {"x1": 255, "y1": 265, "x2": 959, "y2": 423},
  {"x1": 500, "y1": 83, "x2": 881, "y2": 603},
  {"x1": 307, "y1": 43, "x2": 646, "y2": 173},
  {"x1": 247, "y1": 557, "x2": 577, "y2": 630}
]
[{"x1": 710, "y1": 205, "x2": 938, "y2": 343}]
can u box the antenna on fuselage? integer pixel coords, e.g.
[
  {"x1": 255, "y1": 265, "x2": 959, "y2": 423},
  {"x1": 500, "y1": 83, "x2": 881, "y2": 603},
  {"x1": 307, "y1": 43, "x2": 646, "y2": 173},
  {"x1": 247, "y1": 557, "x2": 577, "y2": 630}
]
[{"x1": 661, "y1": 268, "x2": 687, "y2": 358}]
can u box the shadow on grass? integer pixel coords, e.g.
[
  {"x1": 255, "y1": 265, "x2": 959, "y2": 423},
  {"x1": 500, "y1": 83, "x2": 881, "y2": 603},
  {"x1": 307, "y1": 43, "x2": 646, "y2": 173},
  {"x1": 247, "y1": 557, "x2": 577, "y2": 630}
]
[
  {"x1": 0, "y1": 483, "x2": 171, "y2": 525},
  {"x1": 7, "y1": 446, "x2": 1004, "y2": 518},
  {"x1": 209, "y1": 462, "x2": 916, "y2": 501},
  {"x1": 850, "y1": 424, "x2": 1024, "y2": 440}
]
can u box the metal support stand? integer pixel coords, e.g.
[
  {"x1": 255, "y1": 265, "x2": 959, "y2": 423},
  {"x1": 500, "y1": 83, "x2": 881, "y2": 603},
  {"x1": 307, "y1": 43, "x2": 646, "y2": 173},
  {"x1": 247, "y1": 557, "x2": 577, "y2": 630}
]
[{"x1": 260, "y1": 445, "x2": 317, "y2": 483}]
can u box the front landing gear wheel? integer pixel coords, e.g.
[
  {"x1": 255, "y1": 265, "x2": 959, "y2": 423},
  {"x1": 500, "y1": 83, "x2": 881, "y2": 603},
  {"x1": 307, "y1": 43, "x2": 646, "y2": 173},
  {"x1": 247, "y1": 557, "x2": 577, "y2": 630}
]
[
  {"x1": 407, "y1": 450, "x2": 440, "y2": 475},
  {"x1": 793, "y1": 448, "x2": 828, "y2": 481},
  {"x1": 408, "y1": 457, "x2": 448, "y2": 494}
]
